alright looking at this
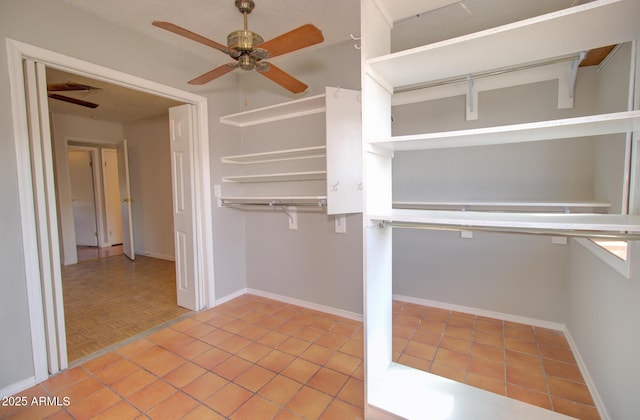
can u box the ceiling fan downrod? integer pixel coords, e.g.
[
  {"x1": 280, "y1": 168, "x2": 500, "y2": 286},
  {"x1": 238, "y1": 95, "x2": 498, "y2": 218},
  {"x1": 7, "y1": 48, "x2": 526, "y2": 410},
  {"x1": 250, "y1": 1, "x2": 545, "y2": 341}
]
[
  {"x1": 235, "y1": 0, "x2": 255, "y2": 27},
  {"x1": 228, "y1": 0, "x2": 263, "y2": 54}
]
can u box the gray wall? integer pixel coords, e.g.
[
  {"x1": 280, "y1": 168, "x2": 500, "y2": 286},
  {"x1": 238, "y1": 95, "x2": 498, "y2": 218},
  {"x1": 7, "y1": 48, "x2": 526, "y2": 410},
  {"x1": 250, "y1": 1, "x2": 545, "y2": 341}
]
[
  {"x1": 124, "y1": 114, "x2": 175, "y2": 260},
  {"x1": 390, "y1": 72, "x2": 608, "y2": 322},
  {"x1": 567, "y1": 242, "x2": 640, "y2": 420},
  {"x1": 393, "y1": 230, "x2": 570, "y2": 322},
  {"x1": 565, "y1": 43, "x2": 639, "y2": 420},
  {"x1": 235, "y1": 41, "x2": 364, "y2": 314}
]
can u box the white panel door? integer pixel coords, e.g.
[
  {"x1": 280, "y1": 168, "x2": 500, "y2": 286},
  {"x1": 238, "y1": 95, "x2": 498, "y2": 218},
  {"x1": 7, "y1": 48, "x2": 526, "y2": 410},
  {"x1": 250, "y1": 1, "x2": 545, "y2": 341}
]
[
  {"x1": 101, "y1": 149, "x2": 125, "y2": 247},
  {"x1": 116, "y1": 140, "x2": 135, "y2": 260},
  {"x1": 169, "y1": 104, "x2": 199, "y2": 310},
  {"x1": 68, "y1": 150, "x2": 98, "y2": 246},
  {"x1": 24, "y1": 59, "x2": 68, "y2": 373}
]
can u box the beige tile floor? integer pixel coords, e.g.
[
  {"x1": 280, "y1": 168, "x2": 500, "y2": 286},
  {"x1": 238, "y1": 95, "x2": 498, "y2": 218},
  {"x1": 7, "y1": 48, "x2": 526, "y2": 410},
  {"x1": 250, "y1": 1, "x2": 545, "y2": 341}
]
[
  {"x1": 62, "y1": 254, "x2": 191, "y2": 361},
  {"x1": 1, "y1": 295, "x2": 599, "y2": 419},
  {"x1": 76, "y1": 245, "x2": 124, "y2": 263}
]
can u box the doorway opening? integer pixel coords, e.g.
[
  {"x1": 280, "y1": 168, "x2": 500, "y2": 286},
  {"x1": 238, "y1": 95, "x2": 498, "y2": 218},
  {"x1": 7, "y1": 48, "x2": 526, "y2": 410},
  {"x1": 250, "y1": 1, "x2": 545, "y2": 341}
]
[
  {"x1": 48, "y1": 67, "x2": 197, "y2": 362},
  {"x1": 7, "y1": 38, "x2": 215, "y2": 380},
  {"x1": 67, "y1": 144, "x2": 124, "y2": 263}
]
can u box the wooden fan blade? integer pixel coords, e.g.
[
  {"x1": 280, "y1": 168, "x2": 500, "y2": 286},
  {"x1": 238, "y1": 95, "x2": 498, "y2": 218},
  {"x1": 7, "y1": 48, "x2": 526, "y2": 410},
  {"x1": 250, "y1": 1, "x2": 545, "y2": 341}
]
[
  {"x1": 258, "y1": 63, "x2": 308, "y2": 94},
  {"x1": 188, "y1": 63, "x2": 238, "y2": 85},
  {"x1": 257, "y1": 24, "x2": 324, "y2": 59},
  {"x1": 152, "y1": 21, "x2": 237, "y2": 56},
  {"x1": 47, "y1": 82, "x2": 98, "y2": 92},
  {"x1": 48, "y1": 93, "x2": 99, "y2": 108}
]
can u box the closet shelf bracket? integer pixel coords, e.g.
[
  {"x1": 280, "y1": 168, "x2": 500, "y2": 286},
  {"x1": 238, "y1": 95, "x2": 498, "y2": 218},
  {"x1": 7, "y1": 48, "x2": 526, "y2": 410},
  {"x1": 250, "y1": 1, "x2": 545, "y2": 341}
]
[
  {"x1": 466, "y1": 74, "x2": 478, "y2": 120},
  {"x1": 569, "y1": 51, "x2": 587, "y2": 99}
]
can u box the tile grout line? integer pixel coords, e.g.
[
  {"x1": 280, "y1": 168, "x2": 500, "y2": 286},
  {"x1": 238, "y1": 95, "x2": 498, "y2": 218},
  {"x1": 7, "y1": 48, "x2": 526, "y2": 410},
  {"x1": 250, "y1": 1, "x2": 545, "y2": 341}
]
[
  {"x1": 194, "y1": 302, "x2": 365, "y2": 417},
  {"x1": 533, "y1": 326, "x2": 555, "y2": 413}
]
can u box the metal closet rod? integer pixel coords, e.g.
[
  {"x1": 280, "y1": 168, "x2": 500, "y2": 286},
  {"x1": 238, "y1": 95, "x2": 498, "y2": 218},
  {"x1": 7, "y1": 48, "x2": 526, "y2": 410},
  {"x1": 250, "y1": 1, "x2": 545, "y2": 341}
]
[
  {"x1": 394, "y1": 54, "x2": 583, "y2": 93},
  {"x1": 221, "y1": 201, "x2": 327, "y2": 208},
  {"x1": 386, "y1": 222, "x2": 640, "y2": 240}
]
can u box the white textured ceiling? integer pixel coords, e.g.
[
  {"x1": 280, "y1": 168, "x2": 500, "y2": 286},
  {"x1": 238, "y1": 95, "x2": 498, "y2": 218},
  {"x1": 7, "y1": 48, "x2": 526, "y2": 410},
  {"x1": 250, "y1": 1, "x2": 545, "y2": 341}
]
[
  {"x1": 51, "y1": 0, "x2": 593, "y2": 123},
  {"x1": 62, "y1": 0, "x2": 361, "y2": 66},
  {"x1": 51, "y1": 0, "x2": 361, "y2": 123},
  {"x1": 46, "y1": 67, "x2": 183, "y2": 124}
]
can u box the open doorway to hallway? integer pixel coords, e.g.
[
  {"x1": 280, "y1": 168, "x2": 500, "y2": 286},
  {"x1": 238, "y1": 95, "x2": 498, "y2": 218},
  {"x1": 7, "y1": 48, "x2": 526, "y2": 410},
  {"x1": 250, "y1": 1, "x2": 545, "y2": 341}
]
[
  {"x1": 67, "y1": 144, "x2": 125, "y2": 263},
  {"x1": 46, "y1": 67, "x2": 192, "y2": 363},
  {"x1": 10, "y1": 40, "x2": 213, "y2": 379}
]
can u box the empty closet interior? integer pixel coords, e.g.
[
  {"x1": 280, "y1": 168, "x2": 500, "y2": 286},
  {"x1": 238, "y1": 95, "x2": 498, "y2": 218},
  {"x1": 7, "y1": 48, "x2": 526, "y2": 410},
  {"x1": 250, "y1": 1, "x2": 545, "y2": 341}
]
[{"x1": 361, "y1": 0, "x2": 640, "y2": 418}]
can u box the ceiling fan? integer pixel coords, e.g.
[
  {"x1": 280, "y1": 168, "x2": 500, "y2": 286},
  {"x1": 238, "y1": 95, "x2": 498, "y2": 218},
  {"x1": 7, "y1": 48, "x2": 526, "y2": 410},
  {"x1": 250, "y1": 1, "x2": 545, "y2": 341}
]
[
  {"x1": 47, "y1": 82, "x2": 101, "y2": 109},
  {"x1": 152, "y1": 0, "x2": 324, "y2": 93}
]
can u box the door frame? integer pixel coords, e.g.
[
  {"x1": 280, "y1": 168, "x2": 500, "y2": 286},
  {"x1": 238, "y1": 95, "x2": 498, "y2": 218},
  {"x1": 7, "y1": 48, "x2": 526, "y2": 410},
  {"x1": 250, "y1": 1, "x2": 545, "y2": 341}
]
[{"x1": 7, "y1": 38, "x2": 215, "y2": 380}]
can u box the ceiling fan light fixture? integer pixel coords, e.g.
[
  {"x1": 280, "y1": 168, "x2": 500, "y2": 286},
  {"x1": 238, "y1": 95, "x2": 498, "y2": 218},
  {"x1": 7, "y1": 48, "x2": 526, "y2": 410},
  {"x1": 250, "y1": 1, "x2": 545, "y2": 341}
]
[{"x1": 238, "y1": 54, "x2": 256, "y2": 71}]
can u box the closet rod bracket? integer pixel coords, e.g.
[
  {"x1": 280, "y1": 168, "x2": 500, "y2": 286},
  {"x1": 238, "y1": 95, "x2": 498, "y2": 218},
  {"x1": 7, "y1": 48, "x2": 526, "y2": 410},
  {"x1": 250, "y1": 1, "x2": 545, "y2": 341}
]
[{"x1": 569, "y1": 51, "x2": 587, "y2": 99}]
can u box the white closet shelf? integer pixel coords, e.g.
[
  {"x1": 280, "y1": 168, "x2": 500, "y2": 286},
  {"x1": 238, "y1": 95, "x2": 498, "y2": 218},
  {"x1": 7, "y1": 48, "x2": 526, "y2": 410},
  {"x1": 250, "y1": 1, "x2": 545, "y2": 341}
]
[
  {"x1": 393, "y1": 201, "x2": 611, "y2": 213},
  {"x1": 222, "y1": 171, "x2": 327, "y2": 183},
  {"x1": 369, "y1": 111, "x2": 640, "y2": 151},
  {"x1": 219, "y1": 94, "x2": 326, "y2": 127},
  {"x1": 378, "y1": 0, "x2": 461, "y2": 23},
  {"x1": 367, "y1": 0, "x2": 640, "y2": 89},
  {"x1": 370, "y1": 209, "x2": 640, "y2": 237},
  {"x1": 221, "y1": 146, "x2": 326, "y2": 164}
]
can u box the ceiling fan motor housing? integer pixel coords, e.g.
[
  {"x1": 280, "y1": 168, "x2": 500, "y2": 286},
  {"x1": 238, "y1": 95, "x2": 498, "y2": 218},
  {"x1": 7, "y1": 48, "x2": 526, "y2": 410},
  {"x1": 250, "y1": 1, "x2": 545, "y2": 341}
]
[{"x1": 227, "y1": 30, "x2": 264, "y2": 51}]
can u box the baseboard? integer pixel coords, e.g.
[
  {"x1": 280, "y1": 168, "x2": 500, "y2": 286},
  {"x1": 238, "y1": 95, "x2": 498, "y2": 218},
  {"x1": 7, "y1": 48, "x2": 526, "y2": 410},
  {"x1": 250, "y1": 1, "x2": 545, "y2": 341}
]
[
  {"x1": 0, "y1": 376, "x2": 35, "y2": 399},
  {"x1": 133, "y1": 250, "x2": 175, "y2": 261},
  {"x1": 215, "y1": 288, "x2": 248, "y2": 306},
  {"x1": 392, "y1": 294, "x2": 565, "y2": 331},
  {"x1": 214, "y1": 288, "x2": 363, "y2": 322},
  {"x1": 562, "y1": 328, "x2": 610, "y2": 420}
]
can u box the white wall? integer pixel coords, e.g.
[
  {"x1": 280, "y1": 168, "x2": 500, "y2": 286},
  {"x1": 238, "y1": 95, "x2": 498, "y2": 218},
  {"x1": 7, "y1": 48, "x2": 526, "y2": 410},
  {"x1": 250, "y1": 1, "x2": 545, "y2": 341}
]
[
  {"x1": 124, "y1": 114, "x2": 175, "y2": 260},
  {"x1": 0, "y1": 0, "x2": 240, "y2": 393}
]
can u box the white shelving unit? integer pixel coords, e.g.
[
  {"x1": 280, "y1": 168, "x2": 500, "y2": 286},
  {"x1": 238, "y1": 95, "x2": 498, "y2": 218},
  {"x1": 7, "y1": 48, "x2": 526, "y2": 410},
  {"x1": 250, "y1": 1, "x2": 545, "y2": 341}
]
[
  {"x1": 361, "y1": 0, "x2": 640, "y2": 418},
  {"x1": 393, "y1": 201, "x2": 611, "y2": 213},
  {"x1": 218, "y1": 196, "x2": 327, "y2": 206},
  {"x1": 222, "y1": 170, "x2": 327, "y2": 184},
  {"x1": 221, "y1": 146, "x2": 326, "y2": 164},
  {"x1": 366, "y1": 0, "x2": 640, "y2": 90},
  {"x1": 219, "y1": 86, "x2": 362, "y2": 215},
  {"x1": 373, "y1": 209, "x2": 640, "y2": 238},
  {"x1": 370, "y1": 110, "x2": 640, "y2": 151},
  {"x1": 219, "y1": 94, "x2": 326, "y2": 127}
]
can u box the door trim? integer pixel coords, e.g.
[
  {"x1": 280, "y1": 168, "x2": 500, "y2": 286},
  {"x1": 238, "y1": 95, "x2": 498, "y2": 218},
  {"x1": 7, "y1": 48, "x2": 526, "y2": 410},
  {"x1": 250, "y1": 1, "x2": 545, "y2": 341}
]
[{"x1": 6, "y1": 38, "x2": 215, "y2": 380}]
